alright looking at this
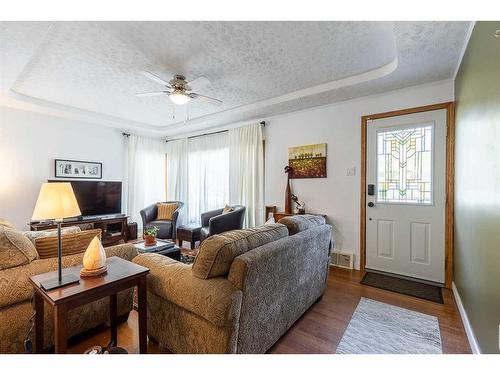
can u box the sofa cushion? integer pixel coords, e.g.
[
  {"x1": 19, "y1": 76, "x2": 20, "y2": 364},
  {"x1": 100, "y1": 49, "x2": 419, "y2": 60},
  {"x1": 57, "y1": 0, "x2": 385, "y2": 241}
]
[
  {"x1": 0, "y1": 227, "x2": 39, "y2": 270},
  {"x1": 278, "y1": 214, "x2": 326, "y2": 235},
  {"x1": 23, "y1": 226, "x2": 81, "y2": 245},
  {"x1": 0, "y1": 218, "x2": 15, "y2": 230},
  {"x1": 34, "y1": 229, "x2": 101, "y2": 259},
  {"x1": 133, "y1": 253, "x2": 242, "y2": 327},
  {"x1": 157, "y1": 203, "x2": 178, "y2": 220},
  {"x1": 192, "y1": 223, "x2": 288, "y2": 279}
]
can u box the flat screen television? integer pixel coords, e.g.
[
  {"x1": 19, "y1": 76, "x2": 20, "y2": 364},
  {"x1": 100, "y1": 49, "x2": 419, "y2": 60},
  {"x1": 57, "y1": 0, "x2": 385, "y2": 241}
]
[{"x1": 48, "y1": 180, "x2": 122, "y2": 217}]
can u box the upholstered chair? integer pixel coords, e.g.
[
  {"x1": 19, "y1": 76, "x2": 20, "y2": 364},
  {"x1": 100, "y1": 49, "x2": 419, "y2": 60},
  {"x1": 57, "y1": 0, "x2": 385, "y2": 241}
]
[
  {"x1": 140, "y1": 201, "x2": 183, "y2": 240},
  {"x1": 199, "y1": 205, "x2": 246, "y2": 243}
]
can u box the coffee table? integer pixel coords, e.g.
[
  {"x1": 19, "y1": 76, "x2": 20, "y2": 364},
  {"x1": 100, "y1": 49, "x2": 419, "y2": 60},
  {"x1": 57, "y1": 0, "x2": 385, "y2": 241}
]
[
  {"x1": 177, "y1": 223, "x2": 201, "y2": 250},
  {"x1": 134, "y1": 239, "x2": 181, "y2": 261},
  {"x1": 29, "y1": 256, "x2": 149, "y2": 354}
]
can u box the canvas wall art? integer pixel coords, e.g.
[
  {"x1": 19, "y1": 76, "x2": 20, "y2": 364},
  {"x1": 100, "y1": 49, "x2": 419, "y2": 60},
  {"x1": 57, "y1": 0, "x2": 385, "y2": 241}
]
[{"x1": 288, "y1": 143, "x2": 327, "y2": 178}]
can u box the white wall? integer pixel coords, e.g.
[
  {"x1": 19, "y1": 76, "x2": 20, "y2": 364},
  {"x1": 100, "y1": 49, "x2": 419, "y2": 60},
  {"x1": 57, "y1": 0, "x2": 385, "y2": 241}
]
[
  {"x1": 264, "y1": 80, "x2": 454, "y2": 269},
  {"x1": 0, "y1": 106, "x2": 125, "y2": 230}
]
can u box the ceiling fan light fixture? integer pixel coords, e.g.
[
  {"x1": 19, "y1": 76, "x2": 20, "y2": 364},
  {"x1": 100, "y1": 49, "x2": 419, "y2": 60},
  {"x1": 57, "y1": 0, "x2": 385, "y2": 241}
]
[{"x1": 169, "y1": 90, "x2": 191, "y2": 105}]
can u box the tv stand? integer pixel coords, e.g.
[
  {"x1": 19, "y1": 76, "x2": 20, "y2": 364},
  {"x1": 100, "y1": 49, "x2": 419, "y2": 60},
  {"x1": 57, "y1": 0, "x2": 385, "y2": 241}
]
[{"x1": 29, "y1": 215, "x2": 129, "y2": 247}]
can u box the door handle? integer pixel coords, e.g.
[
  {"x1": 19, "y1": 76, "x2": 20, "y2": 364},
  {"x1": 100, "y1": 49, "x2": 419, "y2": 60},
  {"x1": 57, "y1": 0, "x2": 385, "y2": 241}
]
[{"x1": 368, "y1": 202, "x2": 375, "y2": 208}]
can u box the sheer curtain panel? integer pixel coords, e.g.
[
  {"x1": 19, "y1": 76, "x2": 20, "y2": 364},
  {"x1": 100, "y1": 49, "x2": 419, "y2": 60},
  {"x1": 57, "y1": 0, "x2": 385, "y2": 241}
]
[
  {"x1": 229, "y1": 123, "x2": 264, "y2": 227},
  {"x1": 125, "y1": 134, "x2": 167, "y2": 231}
]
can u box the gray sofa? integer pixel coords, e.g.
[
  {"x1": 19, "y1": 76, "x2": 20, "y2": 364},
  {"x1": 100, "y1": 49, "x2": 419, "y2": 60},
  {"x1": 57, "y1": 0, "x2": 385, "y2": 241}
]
[{"x1": 133, "y1": 214, "x2": 332, "y2": 353}]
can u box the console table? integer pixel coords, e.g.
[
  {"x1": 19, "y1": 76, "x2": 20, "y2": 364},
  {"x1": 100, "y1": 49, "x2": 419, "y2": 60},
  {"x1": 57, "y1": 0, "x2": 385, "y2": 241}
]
[{"x1": 29, "y1": 215, "x2": 129, "y2": 247}]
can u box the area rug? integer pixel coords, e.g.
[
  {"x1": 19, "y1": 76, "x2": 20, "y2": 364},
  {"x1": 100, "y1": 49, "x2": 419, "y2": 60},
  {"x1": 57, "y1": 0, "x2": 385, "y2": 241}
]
[
  {"x1": 180, "y1": 248, "x2": 198, "y2": 264},
  {"x1": 336, "y1": 298, "x2": 442, "y2": 354},
  {"x1": 361, "y1": 272, "x2": 443, "y2": 304}
]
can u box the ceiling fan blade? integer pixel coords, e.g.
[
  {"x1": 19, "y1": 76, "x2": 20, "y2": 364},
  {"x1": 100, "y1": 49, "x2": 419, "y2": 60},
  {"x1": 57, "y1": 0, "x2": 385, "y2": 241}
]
[
  {"x1": 190, "y1": 92, "x2": 222, "y2": 106},
  {"x1": 188, "y1": 75, "x2": 210, "y2": 89},
  {"x1": 135, "y1": 91, "x2": 168, "y2": 97},
  {"x1": 140, "y1": 71, "x2": 171, "y2": 87}
]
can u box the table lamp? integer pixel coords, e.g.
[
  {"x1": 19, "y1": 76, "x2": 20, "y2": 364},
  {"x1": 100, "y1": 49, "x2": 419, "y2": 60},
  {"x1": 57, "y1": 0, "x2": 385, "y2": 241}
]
[{"x1": 32, "y1": 182, "x2": 82, "y2": 290}]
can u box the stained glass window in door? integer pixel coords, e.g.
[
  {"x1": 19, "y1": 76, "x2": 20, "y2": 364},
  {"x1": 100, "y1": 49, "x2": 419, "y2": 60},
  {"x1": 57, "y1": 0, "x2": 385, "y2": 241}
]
[{"x1": 377, "y1": 124, "x2": 433, "y2": 204}]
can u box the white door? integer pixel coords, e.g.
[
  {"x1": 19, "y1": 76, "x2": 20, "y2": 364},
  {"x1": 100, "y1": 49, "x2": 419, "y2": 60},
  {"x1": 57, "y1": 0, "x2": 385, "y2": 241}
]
[{"x1": 365, "y1": 109, "x2": 446, "y2": 283}]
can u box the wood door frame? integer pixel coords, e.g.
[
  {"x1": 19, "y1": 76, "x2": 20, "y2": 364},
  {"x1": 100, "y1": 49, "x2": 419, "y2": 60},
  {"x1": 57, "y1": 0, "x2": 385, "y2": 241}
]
[{"x1": 360, "y1": 102, "x2": 455, "y2": 288}]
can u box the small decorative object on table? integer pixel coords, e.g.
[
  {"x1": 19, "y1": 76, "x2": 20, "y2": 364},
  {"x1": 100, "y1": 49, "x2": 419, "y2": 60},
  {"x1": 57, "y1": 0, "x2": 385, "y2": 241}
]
[
  {"x1": 143, "y1": 226, "x2": 159, "y2": 246},
  {"x1": 284, "y1": 165, "x2": 293, "y2": 214},
  {"x1": 291, "y1": 194, "x2": 306, "y2": 214},
  {"x1": 80, "y1": 236, "x2": 107, "y2": 277}
]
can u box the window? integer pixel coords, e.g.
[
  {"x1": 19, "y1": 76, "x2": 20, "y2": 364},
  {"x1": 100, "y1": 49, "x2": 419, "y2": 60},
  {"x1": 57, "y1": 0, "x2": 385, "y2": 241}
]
[{"x1": 376, "y1": 123, "x2": 433, "y2": 204}]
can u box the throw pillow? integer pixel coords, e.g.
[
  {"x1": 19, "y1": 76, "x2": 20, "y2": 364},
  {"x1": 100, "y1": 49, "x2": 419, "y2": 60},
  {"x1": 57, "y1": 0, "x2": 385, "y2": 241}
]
[
  {"x1": 157, "y1": 203, "x2": 178, "y2": 220},
  {"x1": 0, "y1": 227, "x2": 39, "y2": 270},
  {"x1": 35, "y1": 229, "x2": 102, "y2": 259},
  {"x1": 23, "y1": 226, "x2": 81, "y2": 245},
  {"x1": 222, "y1": 204, "x2": 234, "y2": 214}
]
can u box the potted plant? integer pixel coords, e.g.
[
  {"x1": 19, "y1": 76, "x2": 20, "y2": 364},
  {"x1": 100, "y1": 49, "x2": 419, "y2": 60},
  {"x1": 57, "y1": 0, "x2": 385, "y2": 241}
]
[{"x1": 143, "y1": 226, "x2": 159, "y2": 246}]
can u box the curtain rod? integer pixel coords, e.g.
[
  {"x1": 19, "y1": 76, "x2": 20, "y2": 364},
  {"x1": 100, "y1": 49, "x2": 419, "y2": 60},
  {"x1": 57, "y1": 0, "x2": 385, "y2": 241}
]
[{"x1": 165, "y1": 121, "x2": 266, "y2": 142}]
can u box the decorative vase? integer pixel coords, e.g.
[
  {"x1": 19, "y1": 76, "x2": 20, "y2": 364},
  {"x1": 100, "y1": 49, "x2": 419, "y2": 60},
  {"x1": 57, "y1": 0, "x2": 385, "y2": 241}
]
[
  {"x1": 285, "y1": 178, "x2": 292, "y2": 214},
  {"x1": 144, "y1": 234, "x2": 157, "y2": 246}
]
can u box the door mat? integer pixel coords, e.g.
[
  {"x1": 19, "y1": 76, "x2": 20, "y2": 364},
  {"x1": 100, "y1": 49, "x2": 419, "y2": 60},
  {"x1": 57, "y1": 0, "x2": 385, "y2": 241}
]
[{"x1": 361, "y1": 272, "x2": 443, "y2": 304}]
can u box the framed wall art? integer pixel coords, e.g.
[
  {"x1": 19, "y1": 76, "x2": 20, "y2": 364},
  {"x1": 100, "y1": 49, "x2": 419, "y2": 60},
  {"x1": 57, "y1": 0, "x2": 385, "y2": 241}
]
[
  {"x1": 54, "y1": 159, "x2": 102, "y2": 179},
  {"x1": 288, "y1": 143, "x2": 327, "y2": 178}
]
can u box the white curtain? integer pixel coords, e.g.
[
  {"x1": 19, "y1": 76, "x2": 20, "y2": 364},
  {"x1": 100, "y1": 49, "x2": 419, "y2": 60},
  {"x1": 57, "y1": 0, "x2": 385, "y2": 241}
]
[
  {"x1": 187, "y1": 132, "x2": 229, "y2": 224},
  {"x1": 229, "y1": 123, "x2": 264, "y2": 227},
  {"x1": 125, "y1": 134, "x2": 167, "y2": 231},
  {"x1": 165, "y1": 138, "x2": 188, "y2": 224}
]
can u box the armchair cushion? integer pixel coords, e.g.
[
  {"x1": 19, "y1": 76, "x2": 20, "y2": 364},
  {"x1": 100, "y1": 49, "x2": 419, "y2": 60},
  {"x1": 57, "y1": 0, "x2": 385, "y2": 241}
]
[
  {"x1": 192, "y1": 223, "x2": 288, "y2": 279},
  {"x1": 157, "y1": 203, "x2": 179, "y2": 220},
  {"x1": 0, "y1": 227, "x2": 39, "y2": 270},
  {"x1": 146, "y1": 220, "x2": 172, "y2": 240},
  {"x1": 133, "y1": 253, "x2": 242, "y2": 327},
  {"x1": 34, "y1": 229, "x2": 102, "y2": 259}
]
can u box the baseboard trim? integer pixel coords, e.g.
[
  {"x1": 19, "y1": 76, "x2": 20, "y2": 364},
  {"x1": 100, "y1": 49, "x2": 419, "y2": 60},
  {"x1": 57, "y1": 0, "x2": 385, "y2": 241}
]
[{"x1": 452, "y1": 282, "x2": 481, "y2": 354}]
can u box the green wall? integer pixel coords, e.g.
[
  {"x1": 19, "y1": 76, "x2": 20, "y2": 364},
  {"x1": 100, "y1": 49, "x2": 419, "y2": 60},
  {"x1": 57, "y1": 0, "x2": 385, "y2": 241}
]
[{"x1": 454, "y1": 21, "x2": 500, "y2": 354}]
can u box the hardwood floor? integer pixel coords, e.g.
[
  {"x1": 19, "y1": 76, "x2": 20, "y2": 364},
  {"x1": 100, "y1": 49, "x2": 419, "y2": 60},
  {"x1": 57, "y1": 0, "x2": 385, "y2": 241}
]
[{"x1": 68, "y1": 267, "x2": 471, "y2": 354}]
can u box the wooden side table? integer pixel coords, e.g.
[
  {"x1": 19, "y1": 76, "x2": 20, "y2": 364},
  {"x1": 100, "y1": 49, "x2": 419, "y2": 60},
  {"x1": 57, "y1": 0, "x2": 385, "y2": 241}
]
[
  {"x1": 29, "y1": 256, "x2": 150, "y2": 354},
  {"x1": 176, "y1": 224, "x2": 201, "y2": 250}
]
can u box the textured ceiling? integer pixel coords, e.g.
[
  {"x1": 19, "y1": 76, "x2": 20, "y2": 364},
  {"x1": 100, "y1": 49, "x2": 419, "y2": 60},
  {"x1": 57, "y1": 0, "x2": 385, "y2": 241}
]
[{"x1": 0, "y1": 21, "x2": 470, "y2": 137}]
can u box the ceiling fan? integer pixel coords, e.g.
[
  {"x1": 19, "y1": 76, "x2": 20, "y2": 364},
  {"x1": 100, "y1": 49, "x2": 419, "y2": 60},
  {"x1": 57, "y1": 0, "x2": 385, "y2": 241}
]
[{"x1": 136, "y1": 71, "x2": 222, "y2": 106}]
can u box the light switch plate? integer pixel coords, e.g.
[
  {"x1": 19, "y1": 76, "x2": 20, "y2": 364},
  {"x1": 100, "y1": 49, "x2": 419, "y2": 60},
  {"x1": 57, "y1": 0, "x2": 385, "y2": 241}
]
[{"x1": 346, "y1": 167, "x2": 356, "y2": 176}]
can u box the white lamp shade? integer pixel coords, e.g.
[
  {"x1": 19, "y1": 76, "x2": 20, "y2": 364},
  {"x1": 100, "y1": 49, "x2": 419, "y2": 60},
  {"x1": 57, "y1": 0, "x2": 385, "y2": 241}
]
[{"x1": 32, "y1": 182, "x2": 81, "y2": 221}]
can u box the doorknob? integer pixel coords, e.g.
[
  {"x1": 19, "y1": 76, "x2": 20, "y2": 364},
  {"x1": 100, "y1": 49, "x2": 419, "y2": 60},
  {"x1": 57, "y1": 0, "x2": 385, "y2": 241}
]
[{"x1": 368, "y1": 202, "x2": 375, "y2": 208}]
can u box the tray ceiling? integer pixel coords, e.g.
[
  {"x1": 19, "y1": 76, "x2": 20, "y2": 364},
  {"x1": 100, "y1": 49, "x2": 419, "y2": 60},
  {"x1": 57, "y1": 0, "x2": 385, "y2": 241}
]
[{"x1": 0, "y1": 21, "x2": 470, "y2": 137}]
